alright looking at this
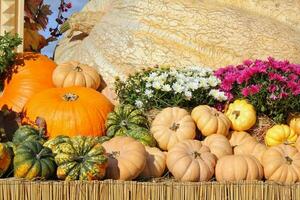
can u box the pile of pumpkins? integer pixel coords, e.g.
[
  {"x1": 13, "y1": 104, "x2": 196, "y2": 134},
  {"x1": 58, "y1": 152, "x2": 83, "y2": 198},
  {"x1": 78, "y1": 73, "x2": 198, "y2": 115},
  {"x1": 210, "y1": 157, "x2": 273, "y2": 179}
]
[{"x1": 0, "y1": 52, "x2": 300, "y2": 184}]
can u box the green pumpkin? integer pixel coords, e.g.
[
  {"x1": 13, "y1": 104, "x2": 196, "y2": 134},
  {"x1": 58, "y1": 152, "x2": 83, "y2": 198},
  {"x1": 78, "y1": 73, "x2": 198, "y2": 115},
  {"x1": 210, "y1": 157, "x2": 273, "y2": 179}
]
[
  {"x1": 94, "y1": 136, "x2": 111, "y2": 144},
  {"x1": 12, "y1": 125, "x2": 46, "y2": 146},
  {"x1": 0, "y1": 143, "x2": 13, "y2": 177},
  {"x1": 14, "y1": 141, "x2": 56, "y2": 180},
  {"x1": 43, "y1": 135, "x2": 70, "y2": 154},
  {"x1": 116, "y1": 126, "x2": 156, "y2": 147},
  {"x1": 106, "y1": 104, "x2": 149, "y2": 137},
  {"x1": 54, "y1": 136, "x2": 108, "y2": 181}
]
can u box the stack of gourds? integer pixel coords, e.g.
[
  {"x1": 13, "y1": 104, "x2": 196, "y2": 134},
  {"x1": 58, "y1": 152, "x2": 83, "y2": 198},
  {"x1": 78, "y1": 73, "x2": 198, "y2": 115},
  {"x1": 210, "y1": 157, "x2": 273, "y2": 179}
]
[{"x1": 0, "y1": 52, "x2": 300, "y2": 184}]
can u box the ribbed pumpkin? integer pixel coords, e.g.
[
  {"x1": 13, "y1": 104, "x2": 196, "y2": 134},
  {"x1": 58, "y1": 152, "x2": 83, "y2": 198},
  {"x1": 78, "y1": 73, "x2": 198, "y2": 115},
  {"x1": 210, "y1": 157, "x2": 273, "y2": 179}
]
[
  {"x1": 215, "y1": 155, "x2": 263, "y2": 181},
  {"x1": 262, "y1": 144, "x2": 300, "y2": 184},
  {"x1": 289, "y1": 116, "x2": 300, "y2": 135},
  {"x1": 166, "y1": 140, "x2": 217, "y2": 182},
  {"x1": 102, "y1": 136, "x2": 147, "y2": 180},
  {"x1": 105, "y1": 105, "x2": 155, "y2": 146},
  {"x1": 0, "y1": 143, "x2": 12, "y2": 177},
  {"x1": 106, "y1": 104, "x2": 149, "y2": 136},
  {"x1": 53, "y1": 136, "x2": 108, "y2": 181},
  {"x1": 23, "y1": 87, "x2": 114, "y2": 138},
  {"x1": 225, "y1": 99, "x2": 256, "y2": 131},
  {"x1": 52, "y1": 61, "x2": 101, "y2": 89},
  {"x1": 151, "y1": 107, "x2": 196, "y2": 151},
  {"x1": 12, "y1": 125, "x2": 46, "y2": 147},
  {"x1": 0, "y1": 53, "x2": 55, "y2": 112},
  {"x1": 43, "y1": 135, "x2": 70, "y2": 154},
  {"x1": 55, "y1": 0, "x2": 300, "y2": 88},
  {"x1": 265, "y1": 124, "x2": 297, "y2": 147},
  {"x1": 14, "y1": 141, "x2": 56, "y2": 180},
  {"x1": 191, "y1": 105, "x2": 231, "y2": 137},
  {"x1": 234, "y1": 141, "x2": 267, "y2": 164},
  {"x1": 229, "y1": 131, "x2": 256, "y2": 147},
  {"x1": 139, "y1": 146, "x2": 166, "y2": 178},
  {"x1": 296, "y1": 137, "x2": 300, "y2": 152},
  {"x1": 202, "y1": 134, "x2": 232, "y2": 159}
]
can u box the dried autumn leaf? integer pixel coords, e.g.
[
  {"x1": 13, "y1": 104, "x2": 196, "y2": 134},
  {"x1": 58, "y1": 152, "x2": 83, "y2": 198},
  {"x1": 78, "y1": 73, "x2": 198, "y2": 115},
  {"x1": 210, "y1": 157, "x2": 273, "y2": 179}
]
[{"x1": 24, "y1": 26, "x2": 48, "y2": 52}]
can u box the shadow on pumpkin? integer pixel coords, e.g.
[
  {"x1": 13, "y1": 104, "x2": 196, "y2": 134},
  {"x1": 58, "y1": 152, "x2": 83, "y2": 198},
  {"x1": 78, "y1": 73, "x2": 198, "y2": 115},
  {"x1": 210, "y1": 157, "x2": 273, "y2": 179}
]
[{"x1": 1, "y1": 53, "x2": 40, "y2": 86}]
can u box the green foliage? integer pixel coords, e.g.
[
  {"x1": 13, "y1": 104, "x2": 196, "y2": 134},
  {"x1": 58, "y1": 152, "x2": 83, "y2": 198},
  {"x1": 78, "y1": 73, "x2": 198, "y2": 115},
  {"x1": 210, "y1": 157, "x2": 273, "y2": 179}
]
[{"x1": 0, "y1": 32, "x2": 22, "y2": 75}]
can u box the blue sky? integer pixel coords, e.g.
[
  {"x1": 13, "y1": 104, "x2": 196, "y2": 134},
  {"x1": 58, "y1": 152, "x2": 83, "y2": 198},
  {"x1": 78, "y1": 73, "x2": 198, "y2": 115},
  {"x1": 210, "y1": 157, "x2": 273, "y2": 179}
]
[{"x1": 41, "y1": 0, "x2": 88, "y2": 57}]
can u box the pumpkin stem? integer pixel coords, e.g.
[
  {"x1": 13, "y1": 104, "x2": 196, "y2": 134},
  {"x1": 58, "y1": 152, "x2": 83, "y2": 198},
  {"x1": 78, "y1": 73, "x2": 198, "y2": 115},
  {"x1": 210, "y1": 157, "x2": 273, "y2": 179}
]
[
  {"x1": 170, "y1": 123, "x2": 180, "y2": 131},
  {"x1": 73, "y1": 66, "x2": 83, "y2": 72},
  {"x1": 36, "y1": 149, "x2": 52, "y2": 160},
  {"x1": 232, "y1": 111, "x2": 240, "y2": 119},
  {"x1": 192, "y1": 151, "x2": 201, "y2": 159},
  {"x1": 212, "y1": 110, "x2": 219, "y2": 117},
  {"x1": 109, "y1": 151, "x2": 120, "y2": 159},
  {"x1": 74, "y1": 156, "x2": 85, "y2": 163},
  {"x1": 62, "y1": 93, "x2": 79, "y2": 101},
  {"x1": 285, "y1": 156, "x2": 293, "y2": 164},
  {"x1": 120, "y1": 120, "x2": 128, "y2": 128}
]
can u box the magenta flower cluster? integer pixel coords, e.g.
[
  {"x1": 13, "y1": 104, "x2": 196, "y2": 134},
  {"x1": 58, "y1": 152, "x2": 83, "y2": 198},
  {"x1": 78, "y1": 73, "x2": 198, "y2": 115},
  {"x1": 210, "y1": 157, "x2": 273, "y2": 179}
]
[
  {"x1": 215, "y1": 57, "x2": 300, "y2": 100},
  {"x1": 214, "y1": 57, "x2": 300, "y2": 122}
]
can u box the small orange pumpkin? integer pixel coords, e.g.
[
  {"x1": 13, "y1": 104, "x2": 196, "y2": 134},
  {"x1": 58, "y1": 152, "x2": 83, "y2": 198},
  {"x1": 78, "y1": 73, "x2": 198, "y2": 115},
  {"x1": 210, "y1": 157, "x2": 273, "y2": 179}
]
[
  {"x1": 191, "y1": 105, "x2": 231, "y2": 137},
  {"x1": 0, "y1": 53, "x2": 55, "y2": 112},
  {"x1": 102, "y1": 136, "x2": 147, "y2": 180},
  {"x1": 166, "y1": 140, "x2": 217, "y2": 182},
  {"x1": 139, "y1": 146, "x2": 166, "y2": 178},
  {"x1": 23, "y1": 86, "x2": 113, "y2": 138},
  {"x1": 229, "y1": 131, "x2": 256, "y2": 147},
  {"x1": 215, "y1": 155, "x2": 263, "y2": 181},
  {"x1": 151, "y1": 107, "x2": 196, "y2": 151},
  {"x1": 202, "y1": 134, "x2": 232, "y2": 159},
  {"x1": 52, "y1": 61, "x2": 101, "y2": 89}
]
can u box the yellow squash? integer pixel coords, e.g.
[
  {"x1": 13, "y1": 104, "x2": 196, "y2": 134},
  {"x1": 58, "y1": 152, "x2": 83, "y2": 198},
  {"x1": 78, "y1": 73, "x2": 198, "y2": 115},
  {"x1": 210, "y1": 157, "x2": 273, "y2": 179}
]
[
  {"x1": 226, "y1": 99, "x2": 256, "y2": 131},
  {"x1": 265, "y1": 125, "x2": 297, "y2": 147},
  {"x1": 289, "y1": 116, "x2": 300, "y2": 135}
]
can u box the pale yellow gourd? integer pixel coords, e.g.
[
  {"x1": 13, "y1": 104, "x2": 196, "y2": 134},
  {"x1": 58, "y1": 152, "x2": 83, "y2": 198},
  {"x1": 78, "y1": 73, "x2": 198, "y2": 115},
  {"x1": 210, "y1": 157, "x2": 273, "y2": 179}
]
[
  {"x1": 262, "y1": 145, "x2": 300, "y2": 184},
  {"x1": 202, "y1": 134, "x2": 232, "y2": 159},
  {"x1": 151, "y1": 107, "x2": 196, "y2": 151},
  {"x1": 55, "y1": 0, "x2": 300, "y2": 89}
]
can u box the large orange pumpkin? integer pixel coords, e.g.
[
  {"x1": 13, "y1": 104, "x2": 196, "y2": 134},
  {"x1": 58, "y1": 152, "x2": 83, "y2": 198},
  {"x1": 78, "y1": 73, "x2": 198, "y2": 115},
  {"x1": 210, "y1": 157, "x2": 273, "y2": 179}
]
[
  {"x1": 0, "y1": 53, "x2": 55, "y2": 112},
  {"x1": 23, "y1": 86, "x2": 113, "y2": 138}
]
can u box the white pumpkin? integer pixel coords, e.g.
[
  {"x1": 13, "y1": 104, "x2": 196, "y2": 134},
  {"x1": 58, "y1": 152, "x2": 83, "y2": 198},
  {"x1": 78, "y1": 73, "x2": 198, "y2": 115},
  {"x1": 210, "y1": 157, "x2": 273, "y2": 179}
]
[{"x1": 55, "y1": 0, "x2": 300, "y2": 89}]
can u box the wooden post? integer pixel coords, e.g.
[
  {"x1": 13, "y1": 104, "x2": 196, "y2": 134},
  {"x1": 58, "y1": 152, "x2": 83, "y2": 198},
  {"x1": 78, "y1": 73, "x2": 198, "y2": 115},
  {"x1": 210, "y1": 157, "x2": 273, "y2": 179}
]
[{"x1": 0, "y1": 0, "x2": 24, "y2": 52}]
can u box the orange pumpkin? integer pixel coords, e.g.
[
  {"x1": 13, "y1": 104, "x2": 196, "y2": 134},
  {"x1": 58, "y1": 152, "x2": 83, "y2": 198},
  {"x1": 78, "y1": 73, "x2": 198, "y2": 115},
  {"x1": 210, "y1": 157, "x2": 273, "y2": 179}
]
[
  {"x1": 0, "y1": 53, "x2": 55, "y2": 112},
  {"x1": 23, "y1": 86, "x2": 113, "y2": 138}
]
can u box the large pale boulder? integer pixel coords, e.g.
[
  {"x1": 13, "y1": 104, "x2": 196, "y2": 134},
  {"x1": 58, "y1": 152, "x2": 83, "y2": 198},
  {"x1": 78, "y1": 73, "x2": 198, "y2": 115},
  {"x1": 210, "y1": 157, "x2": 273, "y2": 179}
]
[{"x1": 55, "y1": 0, "x2": 300, "y2": 88}]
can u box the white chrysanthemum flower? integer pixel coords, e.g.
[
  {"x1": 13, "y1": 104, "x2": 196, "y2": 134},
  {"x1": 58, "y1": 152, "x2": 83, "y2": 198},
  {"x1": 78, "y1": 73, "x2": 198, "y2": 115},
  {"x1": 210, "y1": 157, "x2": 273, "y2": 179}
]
[
  {"x1": 187, "y1": 81, "x2": 199, "y2": 90},
  {"x1": 144, "y1": 89, "x2": 153, "y2": 97},
  {"x1": 135, "y1": 89, "x2": 140, "y2": 92},
  {"x1": 169, "y1": 68, "x2": 178, "y2": 76},
  {"x1": 145, "y1": 82, "x2": 152, "y2": 88},
  {"x1": 162, "y1": 84, "x2": 172, "y2": 92},
  {"x1": 198, "y1": 78, "x2": 209, "y2": 89},
  {"x1": 152, "y1": 81, "x2": 162, "y2": 90},
  {"x1": 172, "y1": 83, "x2": 184, "y2": 93},
  {"x1": 176, "y1": 73, "x2": 186, "y2": 80},
  {"x1": 184, "y1": 90, "x2": 192, "y2": 99},
  {"x1": 209, "y1": 89, "x2": 227, "y2": 101},
  {"x1": 147, "y1": 72, "x2": 158, "y2": 81},
  {"x1": 207, "y1": 76, "x2": 220, "y2": 87},
  {"x1": 135, "y1": 100, "x2": 144, "y2": 108},
  {"x1": 216, "y1": 91, "x2": 228, "y2": 101}
]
